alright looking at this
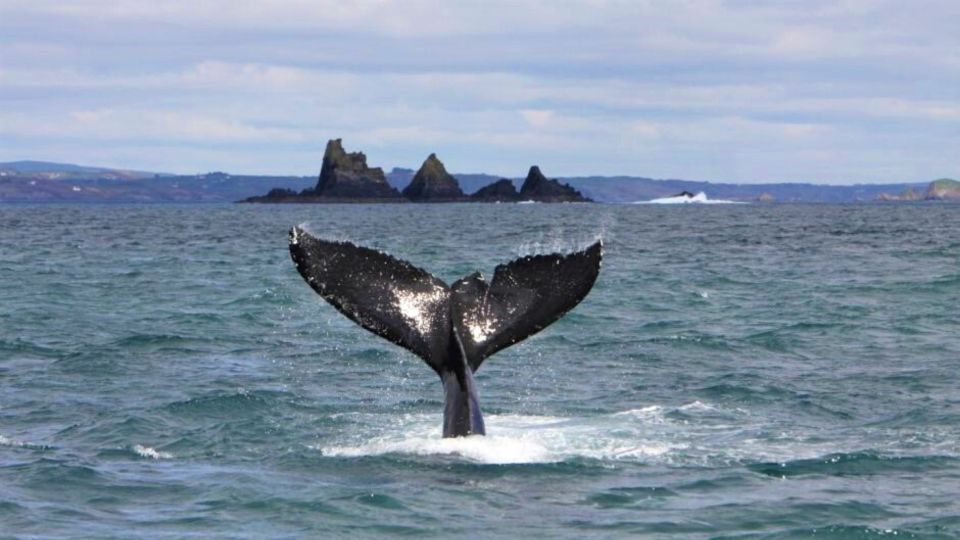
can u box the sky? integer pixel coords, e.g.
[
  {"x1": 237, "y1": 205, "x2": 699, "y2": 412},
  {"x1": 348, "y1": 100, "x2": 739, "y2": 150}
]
[{"x1": 1, "y1": 1, "x2": 957, "y2": 184}]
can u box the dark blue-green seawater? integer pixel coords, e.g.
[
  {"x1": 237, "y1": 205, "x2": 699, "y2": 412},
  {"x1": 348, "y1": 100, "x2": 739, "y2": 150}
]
[{"x1": 1, "y1": 203, "x2": 959, "y2": 538}]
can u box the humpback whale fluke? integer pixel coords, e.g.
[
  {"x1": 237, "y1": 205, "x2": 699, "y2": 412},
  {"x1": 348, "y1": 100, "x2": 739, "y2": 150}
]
[{"x1": 289, "y1": 226, "x2": 602, "y2": 437}]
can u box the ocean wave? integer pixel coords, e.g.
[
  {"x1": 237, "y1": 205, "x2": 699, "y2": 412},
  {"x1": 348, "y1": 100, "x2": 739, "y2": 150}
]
[
  {"x1": 0, "y1": 338, "x2": 63, "y2": 359},
  {"x1": 132, "y1": 444, "x2": 173, "y2": 460},
  {"x1": 748, "y1": 451, "x2": 959, "y2": 478},
  {"x1": 164, "y1": 389, "x2": 283, "y2": 415},
  {"x1": 634, "y1": 192, "x2": 745, "y2": 205},
  {"x1": 763, "y1": 524, "x2": 930, "y2": 538},
  {"x1": 0, "y1": 434, "x2": 30, "y2": 447},
  {"x1": 0, "y1": 434, "x2": 51, "y2": 450}
]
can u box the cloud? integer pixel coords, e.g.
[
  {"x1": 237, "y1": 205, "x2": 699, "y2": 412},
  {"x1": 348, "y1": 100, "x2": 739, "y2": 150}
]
[
  {"x1": 630, "y1": 121, "x2": 661, "y2": 139},
  {"x1": 520, "y1": 109, "x2": 555, "y2": 128},
  {"x1": 0, "y1": 1, "x2": 957, "y2": 182},
  {"x1": 1, "y1": 107, "x2": 312, "y2": 145}
]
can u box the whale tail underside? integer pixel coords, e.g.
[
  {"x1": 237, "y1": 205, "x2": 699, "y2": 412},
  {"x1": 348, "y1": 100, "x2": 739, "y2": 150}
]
[{"x1": 288, "y1": 226, "x2": 602, "y2": 374}]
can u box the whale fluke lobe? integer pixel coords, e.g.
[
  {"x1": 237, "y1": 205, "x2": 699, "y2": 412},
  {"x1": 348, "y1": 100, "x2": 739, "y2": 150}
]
[
  {"x1": 451, "y1": 243, "x2": 602, "y2": 372},
  {"x1": 289, "y1": 227, "x2": 452, "y2": 375},
  {"x1": 289, "y1": 226, "x2": 602, "y2": 437}
]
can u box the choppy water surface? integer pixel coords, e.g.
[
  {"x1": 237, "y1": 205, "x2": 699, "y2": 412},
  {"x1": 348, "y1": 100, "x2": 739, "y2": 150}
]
[{"x1": 1, "y1": 203, "x2": 959, "y2": 538}]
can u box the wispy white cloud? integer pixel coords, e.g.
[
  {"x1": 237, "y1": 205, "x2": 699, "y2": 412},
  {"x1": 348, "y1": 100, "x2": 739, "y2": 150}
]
[{"x1": 0, "y1": 0, "x2": 957, "y2": 182}]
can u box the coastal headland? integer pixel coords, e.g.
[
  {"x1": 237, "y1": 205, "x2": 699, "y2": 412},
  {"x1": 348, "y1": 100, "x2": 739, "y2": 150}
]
[{"x1": 875, "y1": 179, "x2": 960, "y2": 202}]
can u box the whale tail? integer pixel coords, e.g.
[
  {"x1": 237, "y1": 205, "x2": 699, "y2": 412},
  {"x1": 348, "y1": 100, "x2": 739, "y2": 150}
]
[
  {"x1": 289, "y1": 226, "x2": 601, "y2": 375},
  {"x1": 289, "y1": 226, "x2": 601, "y2": 437}
]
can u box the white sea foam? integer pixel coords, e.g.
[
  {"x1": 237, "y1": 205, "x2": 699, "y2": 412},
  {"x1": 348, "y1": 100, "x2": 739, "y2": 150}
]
[
  {"x1": 677, "y1": 400, "x2": 717, "y2": 412},
  {"x1": 0, "y1": 434, "x2": 28, "y2": 447},
  {"x1": 316, "y1": 408, "x2": 689, "y2": 465},
  {"x1": 312, "y1": 400, "x2": 895, "y2": 467},
  {"x1": 636, "y1": 192, "x2": 744, "y2": 205},
  {"x1": 133, "y1": 444, "x2": 173, "y2": 459},
  {"x1": 323, "y1": 433, "x2": 553, "y2": 464}
]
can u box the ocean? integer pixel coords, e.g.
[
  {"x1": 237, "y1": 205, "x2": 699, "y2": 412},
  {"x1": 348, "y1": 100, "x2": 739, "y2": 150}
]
[{"x1": 1, "y1": 203, "x2": 958, "y2": 538}]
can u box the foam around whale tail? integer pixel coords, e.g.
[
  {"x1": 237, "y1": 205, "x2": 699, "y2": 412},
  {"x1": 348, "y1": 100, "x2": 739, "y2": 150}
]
[{"x1": 289, "y1": 226, "x2": 602, "y2": 374}]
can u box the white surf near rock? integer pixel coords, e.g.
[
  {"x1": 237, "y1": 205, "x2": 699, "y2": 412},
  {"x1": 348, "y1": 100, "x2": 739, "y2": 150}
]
[{"x1": 636, "y1": 192, "x2": 744, "y2": 204}]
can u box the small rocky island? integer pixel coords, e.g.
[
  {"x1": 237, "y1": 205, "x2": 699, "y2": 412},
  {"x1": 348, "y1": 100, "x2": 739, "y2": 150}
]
[
  {"x1": 469, "y1": 166, "x2": 589, "y2": 203},
  {"x1": 245, "y1": 139, "x2": 401, "y2": 202},
  {"x1": 242, "y1": 139, "x2": 591, "y2": 203},
  {"x1": 402, "y1": 153, "x2": 466, "y2": 201},
  {"x1": 514, "y1": 166, "x2": 590, "y2": 202}
]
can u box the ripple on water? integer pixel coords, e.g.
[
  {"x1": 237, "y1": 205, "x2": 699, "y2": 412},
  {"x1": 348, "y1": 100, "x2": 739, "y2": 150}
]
[
  {"x1": 2, "y1": 204, "x2": 959, "y2": 537},
  {"x1": 748, "y1": 451, "x2": 960, "y2": 478}
]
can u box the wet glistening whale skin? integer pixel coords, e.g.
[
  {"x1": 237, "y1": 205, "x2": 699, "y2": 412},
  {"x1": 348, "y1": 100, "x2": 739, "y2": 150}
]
[{"x1": 289, "y1": 227, "x2": 602, "y2": 437}]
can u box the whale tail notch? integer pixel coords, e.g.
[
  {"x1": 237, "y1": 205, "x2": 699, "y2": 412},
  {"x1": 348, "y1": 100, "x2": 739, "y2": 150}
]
[{"x1": 289, "y1": 226, "x2": 601, "y2": 374}]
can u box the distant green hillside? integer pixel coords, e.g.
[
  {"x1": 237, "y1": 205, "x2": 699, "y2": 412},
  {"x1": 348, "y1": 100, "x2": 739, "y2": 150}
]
[
  {"x1": 0, "y1": 160, "x2": 163, "y2": 178},
  {"x1": 929, "y1": 178, "x2": 959, "y2": 189}
]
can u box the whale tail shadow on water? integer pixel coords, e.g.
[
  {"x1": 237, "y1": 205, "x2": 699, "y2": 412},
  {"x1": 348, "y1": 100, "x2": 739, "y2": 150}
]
[{"x1": 289, "y1": 227, "x2": 602, "y2": 437}]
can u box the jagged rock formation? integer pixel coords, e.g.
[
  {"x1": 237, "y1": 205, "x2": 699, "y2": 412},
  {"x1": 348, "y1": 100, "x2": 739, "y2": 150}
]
[
  {"x1": 265, "y1": 187, "x2": 298, "y2": 198},
  {"x1": 309, "y1": 139, "x2": 400, "y2": 199},
  {"x1": 519, "y1": 166, "x2": 591, "y2": 202},
  {"x1": 471, "y1": 179, "x2": 520, "y2": 202},
  {"x1": 401, "y1": 154, "x2": 466, "y2": 201},
  {"x1": 924, "y1": 178, "x2": 960, "y2": 200},
  {"x1": 243, "y1": 142, "x2": 596, "y2": 204}
]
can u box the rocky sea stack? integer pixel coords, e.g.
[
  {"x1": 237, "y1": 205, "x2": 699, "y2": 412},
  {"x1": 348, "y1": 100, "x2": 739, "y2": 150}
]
[
  {"x1": 402, "y1": 154, "x2": 466, "y2": 201},
  {"x1": 519, "y1": 166, "x2": 591, "y2": 202},
  {"x1": 471, "y1": 179, "x2": 519, "y2": 202},
  {"x1": 243, "y1": 139, "x2": 594, "y2": 204},
  {"x1": 243, "y1": 139, "x2": 401, "y2": 202},
  {"x1": 310, "y1": 139, "x2": 400, "y2": 199}
]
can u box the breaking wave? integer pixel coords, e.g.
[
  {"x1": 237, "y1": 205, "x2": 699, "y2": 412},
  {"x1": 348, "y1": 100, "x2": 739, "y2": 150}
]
[
  {"x1": 636, "y1": 192, "x2": 744, "y2": 204},
  {"x1": 132, "y1": 444, "x2": 173, "y2": 460}
]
